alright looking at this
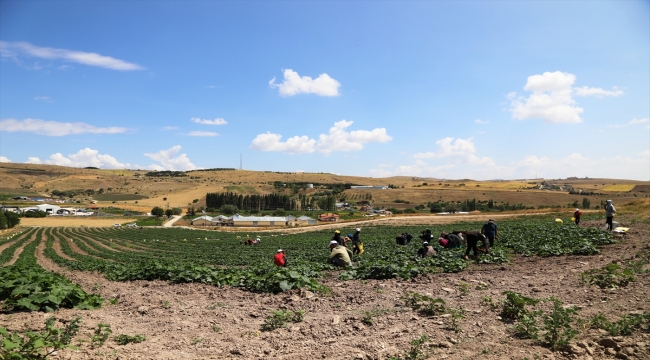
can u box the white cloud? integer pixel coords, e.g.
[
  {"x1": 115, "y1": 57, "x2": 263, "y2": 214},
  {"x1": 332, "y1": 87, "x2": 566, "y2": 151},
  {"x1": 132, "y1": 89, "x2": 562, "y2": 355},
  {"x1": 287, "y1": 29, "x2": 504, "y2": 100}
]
[
  {"x1": 161, "y1": 126, "x2": 179, "y2": 131},
  {"x1": 191, "y1": 117, "x2": 227, "y2": 125},
  {"x1": 629, "y1": 118, "x2": 649, "y2": 125},
  {"x1": 508, "y1": 71, "x2": 623, "y2": 124},
  {"x1": 251, "y1": 120, "x2": 391, "y2": 155},
  {"x1": 269, "y1": 69, "x2": 340, "y2": 97},
  {"x1": 374, "y1": 137, "x2": 503, "y2": 179},
  {"x1": 474, "y1": 119, "x2": 489, "y2": 124},
  {"x1": 316, "y1": 120, "x2": 392, "y2": 154},
  {"x1": 43, "y1": 148, "x2": 130, "y2": 169},
  {"x1": 0, "y1": 118, "x2": 128, "y2": 136},
  {"x1": 0, "y1": 156, "x2": 11, "y2": 162},
  {"x1": 187, "y1": 131, "x2": 219, "y2": 137},
  {"x1": 640, "y1": 150, "x2": 650, "y2": 158},
  {"x1": 0, "y1": 41, "x2": 144, "y2": 71},
  {"x1": 251, "y1": 133, "x2": 316, "y2": 154},
  {"x1": 414, "y1": 137, "x2": 478, "y2": 159},
  {"x1": 608, "y1": 118, "x2": 650, "y2": 129},
  {"x1": 144, "y1": 145, "x2": 196, "y2": 171},
  {"x1": 34, "y1": 96, "x2": 53, "y2": 102},
  {"x1": 574, "y1": 86, "x2": 624, "y2": 97},
  {"x1": 25, "y1": 157, "x2": 42, "y2": 164}
]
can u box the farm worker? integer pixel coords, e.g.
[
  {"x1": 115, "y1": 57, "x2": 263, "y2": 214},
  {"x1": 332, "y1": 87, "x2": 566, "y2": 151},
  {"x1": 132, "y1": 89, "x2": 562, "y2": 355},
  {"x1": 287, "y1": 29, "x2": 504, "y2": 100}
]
[
  {"x1": 605, "y1": 200, "x2": 616, "y2": 231},
  {"x1": 440, "y1": 232, "x2": 463, "y2": 249},
  {"x1": 404, "y1": 233, "x2": 413, "y2": 244},
  {"x1": 351, "y1": 228, "x2": 363, "y2": 255},
  {"x1": 573, "y1": 209, "x2": 582, "y2": 225},
  {"x1": 396, "y1": 233, "x2": 407, "y2": 245},
  {"x1": 328, "y1": 240, "x2": 353, "y2": 267},
  {"x1": 417, "y1": 241, "x2": 436, "y2": 257},
  {"x1": 481, "y1": 219, "x2": 498, "y2": 247},
  {"x1": 274, "y1": 249, "x2": 287, "y2": 267},
  {"x1": 463, "y1": 231, "x2": 489, "y2": 262},
  {"x1": 332, "y1": 230, "x2": 347, "y2": 246},
  {"x1": 419, "y1": 229, "x2": 433, "y2": 243}
]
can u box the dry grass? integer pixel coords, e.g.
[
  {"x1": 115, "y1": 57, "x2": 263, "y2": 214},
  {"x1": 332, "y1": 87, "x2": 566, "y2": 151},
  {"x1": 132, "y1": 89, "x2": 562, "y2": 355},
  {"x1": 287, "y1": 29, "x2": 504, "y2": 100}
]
[
  {"x1": 19, "y1": 217, "x2": 139, "y2": 227},
  {"x1": 1, "y1": 163, "x2": 648, "y2": 211},
  {"x1": 601, "y1": 184, "x2": 636, "y2": 192}
]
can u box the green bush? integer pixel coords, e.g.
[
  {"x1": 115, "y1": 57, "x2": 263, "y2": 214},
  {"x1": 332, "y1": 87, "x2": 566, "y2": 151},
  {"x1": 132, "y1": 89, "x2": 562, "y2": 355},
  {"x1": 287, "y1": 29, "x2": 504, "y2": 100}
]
[
  {"x1": 501, "y1": 291, "x2": 540, "y2": 320},
  {"x1": 261, "y1": 310, "x2": 305, "y2": 331},
  {"x1": 0, "y1": 316, "x2": 82, "y2": 359}
]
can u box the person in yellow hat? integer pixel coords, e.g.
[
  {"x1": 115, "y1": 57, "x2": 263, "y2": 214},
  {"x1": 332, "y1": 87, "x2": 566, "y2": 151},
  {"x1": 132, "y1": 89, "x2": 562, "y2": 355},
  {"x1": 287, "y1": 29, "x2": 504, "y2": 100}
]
[{"x1": 332, "y1": 229, "x2": 347, "y2": 247}]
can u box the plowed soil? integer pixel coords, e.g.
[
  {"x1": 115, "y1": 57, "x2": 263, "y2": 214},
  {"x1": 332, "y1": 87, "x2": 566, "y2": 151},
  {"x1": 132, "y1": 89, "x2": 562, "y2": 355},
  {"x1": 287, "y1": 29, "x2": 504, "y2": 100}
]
[{"x1": 1, "y1": 216, "x2": 649, "y2": 360}]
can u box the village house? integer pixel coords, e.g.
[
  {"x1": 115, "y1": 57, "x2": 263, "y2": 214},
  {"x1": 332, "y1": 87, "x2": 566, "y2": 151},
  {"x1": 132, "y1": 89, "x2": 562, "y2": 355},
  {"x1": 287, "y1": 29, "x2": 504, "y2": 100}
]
[{"x1": 318, "y1": 213, "x2": 340, "y2": 222}]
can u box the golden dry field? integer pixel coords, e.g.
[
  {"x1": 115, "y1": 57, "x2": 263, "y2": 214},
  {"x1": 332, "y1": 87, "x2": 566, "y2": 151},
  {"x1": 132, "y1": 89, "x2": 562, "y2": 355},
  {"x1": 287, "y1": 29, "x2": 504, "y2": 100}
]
[
  {"x1": 1, "y1": 163, "x2": 649, "y2": 216},
  {"x1": 17, "y1": 217, "x2": 140, "y2": 227}
]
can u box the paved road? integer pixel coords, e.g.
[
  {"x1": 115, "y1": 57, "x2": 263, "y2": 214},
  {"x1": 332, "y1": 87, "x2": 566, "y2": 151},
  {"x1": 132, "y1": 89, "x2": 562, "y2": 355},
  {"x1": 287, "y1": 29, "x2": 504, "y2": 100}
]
[{"x1": 163, "y1": 215, "x2": 182, "y2": 227}]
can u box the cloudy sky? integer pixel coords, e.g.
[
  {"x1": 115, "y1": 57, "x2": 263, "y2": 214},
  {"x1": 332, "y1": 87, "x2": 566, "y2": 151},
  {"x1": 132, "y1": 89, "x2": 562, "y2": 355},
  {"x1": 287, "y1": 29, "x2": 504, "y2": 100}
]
[{"x1": 1, "y1": 1, "x2": 648, "y2": 180}]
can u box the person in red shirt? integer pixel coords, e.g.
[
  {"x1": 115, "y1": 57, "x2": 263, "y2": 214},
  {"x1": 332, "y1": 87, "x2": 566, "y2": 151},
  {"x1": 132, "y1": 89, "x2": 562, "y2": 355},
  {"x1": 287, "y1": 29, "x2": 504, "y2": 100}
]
[
  {"x1": 573, "y1": 208, "x2": 582, "y2": 225},
  {"x1": 274, "y1": 249, "x2": 287, "y2": 267}
]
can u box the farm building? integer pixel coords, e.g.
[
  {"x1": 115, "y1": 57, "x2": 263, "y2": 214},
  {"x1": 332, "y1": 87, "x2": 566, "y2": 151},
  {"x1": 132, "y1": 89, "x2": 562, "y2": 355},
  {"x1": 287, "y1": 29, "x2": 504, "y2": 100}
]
[
  {"x1": 22, "y1": 204, "x2": 61, "y2": 214},
  {"x1": 210, "y1": 215, "x2": 233, "y2": 226},
  {"x1": 318, "y1": 213, "x2": 340, "y2": 222},
  {"x1": 192, "y1": 215, "x2": 213, "y2": 226},
  {"x1": 287, "y1": 215, "x2": 317, "y2": 226},
  {"x1": 231, "y1": 215, "x2": 287, "y2": 227}
]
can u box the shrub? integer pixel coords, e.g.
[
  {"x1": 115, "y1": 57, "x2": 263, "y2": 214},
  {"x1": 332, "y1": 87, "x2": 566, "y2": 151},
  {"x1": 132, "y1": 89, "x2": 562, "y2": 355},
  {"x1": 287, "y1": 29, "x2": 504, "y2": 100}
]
[
  {"x1": 0, "y1": 316, "x2": 82, "y2": 359},
  {"x1": 542, "y1": 297, "x2": 579, "y2": 350},
  {"x1": 501, "y1": 291, "x2": 540, "y2": 320},
  {"x1": 261, "y1": 310, "x2": 305, "y2": 331},
  {"x1": 220, "y1": 204, "x2": 239, "y2": 215}
]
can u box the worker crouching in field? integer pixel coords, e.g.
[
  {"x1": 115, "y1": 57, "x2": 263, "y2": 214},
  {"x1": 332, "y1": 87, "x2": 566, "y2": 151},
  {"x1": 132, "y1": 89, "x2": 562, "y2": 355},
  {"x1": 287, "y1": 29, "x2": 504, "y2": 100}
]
[
  {"x1": 573, "y1": 209, "x2": 582, "y2": 225},
  {"x1": 417, "y1": 242, "x2": 436, "y2": 257},
  {"x1": 463, "y1": 231, "x2": 490, "y2": 262},
  {"x1": 439, "y1": 232, "x2": 463, "y2": 249},
  {"x1": 274, "y1": 249, "x2": 287, "y2": 267},
  {"x1": 328, "y1": 240, "x2": 353, "y2": 267}
]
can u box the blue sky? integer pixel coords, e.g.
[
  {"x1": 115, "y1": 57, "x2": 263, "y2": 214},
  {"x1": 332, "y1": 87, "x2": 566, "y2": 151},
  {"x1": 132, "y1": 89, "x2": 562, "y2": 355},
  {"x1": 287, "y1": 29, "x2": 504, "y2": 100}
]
[{"x1": 1, "y1": 0, "x2": 648, "y2": 180}]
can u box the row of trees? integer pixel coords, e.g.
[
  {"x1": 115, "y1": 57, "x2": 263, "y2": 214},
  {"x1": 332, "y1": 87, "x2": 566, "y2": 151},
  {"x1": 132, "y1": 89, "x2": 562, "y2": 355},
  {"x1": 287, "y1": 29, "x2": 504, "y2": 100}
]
[
  {"x1": 427, "y1": 198, "x2": 535, "y2": 213},
  {"x1": 206, "y1": 192, "x2": 298, "y2": 211},
  {"x1": 0, "y1": 210, "x2": 20, "y2": 229}
]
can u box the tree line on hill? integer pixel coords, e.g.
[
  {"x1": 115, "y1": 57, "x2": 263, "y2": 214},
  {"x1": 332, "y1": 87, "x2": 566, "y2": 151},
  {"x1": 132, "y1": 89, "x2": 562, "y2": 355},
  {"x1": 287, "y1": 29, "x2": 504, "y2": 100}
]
[
  {"x1": 0, "y1": 210, "x2": 20, "y2": 229},
  {"x1": 206, "y1": 192, "x2": 299, "y2": 211}
]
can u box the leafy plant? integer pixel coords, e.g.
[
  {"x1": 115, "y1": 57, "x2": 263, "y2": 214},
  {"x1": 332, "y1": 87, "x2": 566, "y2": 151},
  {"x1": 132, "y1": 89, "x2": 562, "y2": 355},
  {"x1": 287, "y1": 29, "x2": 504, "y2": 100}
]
[
  {"x1": 513, "y1": 310, "x2": 543, "y2": 339},
  {"x1": 401, "y1": 292, "x2": 446, "y2": 316},
  {"x1": 581, "y1": 262, "x2": 635, "y2": 288},
  {"x1": 482, "y1": 296, "x2": 498, "y2": 311},
  {"x1": 108, "y1": 297, "x2": 118, "y2": 305},
  {"x1": 162, "y1": 300, "x2": 171, "y2": 309},
  {"x1": 361, "y1": 307, "x2": 391, "y2": 325},
  {"x1": 541, "y1": 297, "x2": 579, "y2": 350},
  {"x1": 113, "y1": 334, "x2": 146, "y2": 345},
  {"x1": 590, "y1": 312, "x2": 650, "y2": 336},
  {"x1": 389, "y1": 334, "x2": 430, "y2": 360},
  {"x1": 89, "y1": 323, "x2": 112, "y2": 348},
  {"x1": 501, "y1": 291, "x2": 540, "y2": 320},
  {"x1": 446, "y1": 307, "x2": 465, "y2": 332},
  {"x1": 261, "y1": 310, "x2": 305, "y2": 331},
  {"x1": 457, "y1": 281, "x2": 470, "y2": 296},
  {"x1": 0, "y1": 316, "x2": 82, "y2": 359},
  {"x1": 212, "y1": 326, "x2": 221, "y2": 332}
]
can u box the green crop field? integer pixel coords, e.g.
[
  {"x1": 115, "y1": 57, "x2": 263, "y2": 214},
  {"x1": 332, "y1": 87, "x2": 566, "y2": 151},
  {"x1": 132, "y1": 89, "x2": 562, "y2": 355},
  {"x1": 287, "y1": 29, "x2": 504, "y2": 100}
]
[{"x1": 1, "y1": 216, "x2": 614, "y2": 310}]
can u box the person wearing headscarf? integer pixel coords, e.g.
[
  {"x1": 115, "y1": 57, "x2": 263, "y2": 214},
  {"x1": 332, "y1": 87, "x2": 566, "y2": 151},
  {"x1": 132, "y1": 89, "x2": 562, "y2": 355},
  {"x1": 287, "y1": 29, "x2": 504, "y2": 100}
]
[
  {"x1": 417, "y1": 241, "x2": 436, "y2": 257},
  {"x1": 605, "y1": 200, "x2": 616, "y2": 230},
  {"x1": 573, "y1": 209, "x2": 582, "y2": 225},
  {"x1": 274, "y1": 249, "x2": 287, "y2": 267}
]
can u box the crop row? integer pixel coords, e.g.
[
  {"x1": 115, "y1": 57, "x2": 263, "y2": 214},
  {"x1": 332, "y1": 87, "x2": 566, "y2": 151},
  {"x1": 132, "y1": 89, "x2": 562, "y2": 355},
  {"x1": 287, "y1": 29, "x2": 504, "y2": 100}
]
[{"x1": 34, "y1": 219, "x2": 614, "y2": 294}]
